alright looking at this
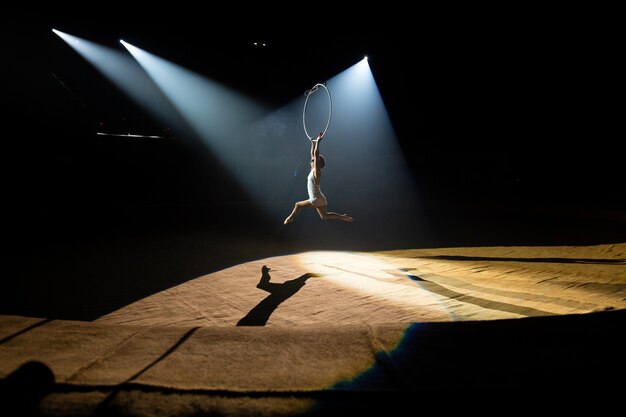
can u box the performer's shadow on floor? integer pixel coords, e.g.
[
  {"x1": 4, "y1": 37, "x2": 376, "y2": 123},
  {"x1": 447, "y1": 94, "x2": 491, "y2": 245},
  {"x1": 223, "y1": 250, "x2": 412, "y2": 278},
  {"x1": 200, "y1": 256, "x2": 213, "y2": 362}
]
[{"x1": 237, "y1": 266, "x2": 320, "y2": 326}]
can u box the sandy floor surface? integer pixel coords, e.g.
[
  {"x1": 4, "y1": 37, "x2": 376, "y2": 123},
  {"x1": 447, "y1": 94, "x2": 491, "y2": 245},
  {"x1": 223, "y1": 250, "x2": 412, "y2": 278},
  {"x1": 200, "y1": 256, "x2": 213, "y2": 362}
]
[{"x1": 1, "y1": 243, "x2": 624, "y2": 415}]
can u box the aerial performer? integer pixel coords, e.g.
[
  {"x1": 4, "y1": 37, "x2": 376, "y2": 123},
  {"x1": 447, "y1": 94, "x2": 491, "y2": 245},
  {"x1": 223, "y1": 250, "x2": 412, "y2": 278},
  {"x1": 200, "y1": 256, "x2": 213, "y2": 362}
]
[{"x1": 284, "y1": 83, "x2": 353, "y2": 225}]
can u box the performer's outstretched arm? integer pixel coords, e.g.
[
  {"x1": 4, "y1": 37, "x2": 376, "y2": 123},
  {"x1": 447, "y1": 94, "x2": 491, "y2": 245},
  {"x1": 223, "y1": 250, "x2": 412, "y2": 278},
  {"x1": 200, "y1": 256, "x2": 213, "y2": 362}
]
[{"x1": 312, "y1": 132, "x2": 323, "y2": 173}]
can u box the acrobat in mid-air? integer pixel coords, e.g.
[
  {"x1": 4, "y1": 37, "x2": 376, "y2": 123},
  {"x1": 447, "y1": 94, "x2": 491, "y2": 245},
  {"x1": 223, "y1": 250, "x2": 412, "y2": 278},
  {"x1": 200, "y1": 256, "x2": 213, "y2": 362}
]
[{"x1": 284, "y1": 132, "x2": 353, "y2": 225}]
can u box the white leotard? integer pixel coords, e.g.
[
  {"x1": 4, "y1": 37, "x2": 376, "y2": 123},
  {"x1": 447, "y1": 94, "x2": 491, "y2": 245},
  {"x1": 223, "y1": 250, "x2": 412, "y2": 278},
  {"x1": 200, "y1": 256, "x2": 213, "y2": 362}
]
[{"x1": 307, "y1": 170, "x2": 327, "y2": 207}]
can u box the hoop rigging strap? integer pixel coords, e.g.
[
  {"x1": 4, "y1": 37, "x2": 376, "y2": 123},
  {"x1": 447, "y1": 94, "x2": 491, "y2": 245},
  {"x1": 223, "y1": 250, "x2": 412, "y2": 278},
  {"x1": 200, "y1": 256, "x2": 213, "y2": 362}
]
[{"x1": 303, "y1": 83, "x2": 332, "y2": 140}]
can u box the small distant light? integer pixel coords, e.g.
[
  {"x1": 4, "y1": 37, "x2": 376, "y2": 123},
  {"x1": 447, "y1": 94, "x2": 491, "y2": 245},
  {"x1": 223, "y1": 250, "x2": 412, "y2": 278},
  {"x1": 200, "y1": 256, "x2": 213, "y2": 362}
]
[
  {"x1": 254, "y1": 42, "x2": 258, "y2": 46},
  {"x1": 364, "y1": 55, "x2": 368, "y2": 60},
  {"x1": 120, "y1": 39, "x2": 125, "y2": 44},
  {"x1": 262, "y1": 43, "x2": 266, "y2": 47}
]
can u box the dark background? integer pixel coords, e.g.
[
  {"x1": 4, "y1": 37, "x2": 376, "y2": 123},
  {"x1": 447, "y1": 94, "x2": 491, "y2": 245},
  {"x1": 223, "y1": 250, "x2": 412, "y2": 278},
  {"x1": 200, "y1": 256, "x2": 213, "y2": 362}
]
[
  {"x1": 2, "y1": 9, "x2": 624, "y2": 319},
  {"x1": 4, "y1": 12, "x2": 622, "y2": 211}
]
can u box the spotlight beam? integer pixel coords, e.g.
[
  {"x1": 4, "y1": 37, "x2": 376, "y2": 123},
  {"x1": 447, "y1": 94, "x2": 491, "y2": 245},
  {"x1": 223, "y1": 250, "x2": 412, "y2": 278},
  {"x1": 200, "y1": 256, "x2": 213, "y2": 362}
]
[
  {"x1": 229, "y1": 58, "x2": 421, "y2": 219},
  {"x1": 120, "y1": 41, "x2": 266, "y2": 149},
  {"x1": 52, "y1": 29, "x2": 190, "y2": 136}
]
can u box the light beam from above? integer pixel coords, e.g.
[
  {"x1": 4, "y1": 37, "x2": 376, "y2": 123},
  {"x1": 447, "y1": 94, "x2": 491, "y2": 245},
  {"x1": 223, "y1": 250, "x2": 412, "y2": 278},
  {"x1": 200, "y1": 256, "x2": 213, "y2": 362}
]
[
  {"x1": 120, "y1": 41, "x2": 267, "y2": 158},
  {"x1": 234, "y1": 58, "x2": 425, "y2": 231},
  {"x1": 52, "y1": 29, "x2": 188, "y2": 135}
]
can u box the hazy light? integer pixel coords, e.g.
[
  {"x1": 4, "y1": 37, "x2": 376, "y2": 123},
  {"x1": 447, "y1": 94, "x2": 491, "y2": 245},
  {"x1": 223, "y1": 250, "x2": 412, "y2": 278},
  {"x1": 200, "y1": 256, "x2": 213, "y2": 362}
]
[
  {"x1": 52, "y1": 30, "x2": 189, "y2": 135},
  {"x1": 235, "y1": 57, "x2": 423, "y2": 230},
  {"x1": 120, "y1": 41, "x2": 265, "y2": 150},
  {"x1": 364, "y1": 55, "x2": 368, "y2": 60},
  {"x1": 120, "y1": 41, "x2": 271, "y2": 209},
  {"x1": 57, "y1": 31, "x2": 422, "y2": 234}
]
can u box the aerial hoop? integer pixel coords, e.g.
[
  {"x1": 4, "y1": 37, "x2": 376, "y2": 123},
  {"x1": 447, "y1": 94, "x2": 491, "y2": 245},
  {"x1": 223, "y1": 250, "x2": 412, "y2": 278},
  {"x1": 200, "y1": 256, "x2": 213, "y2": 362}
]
[{"x1": 303, "y1": 83, "x2": 332, "y2": 140}]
